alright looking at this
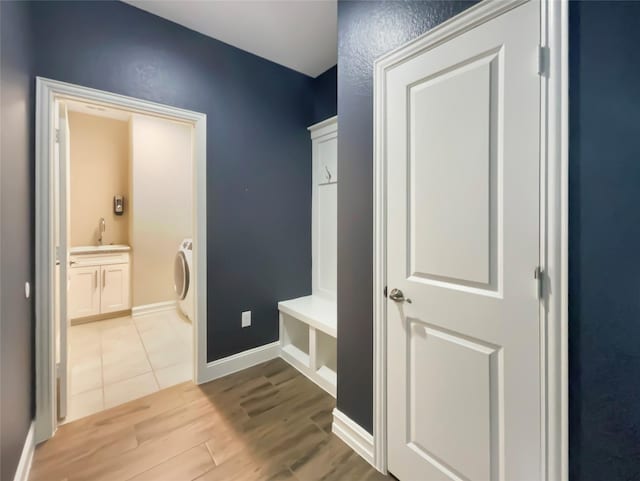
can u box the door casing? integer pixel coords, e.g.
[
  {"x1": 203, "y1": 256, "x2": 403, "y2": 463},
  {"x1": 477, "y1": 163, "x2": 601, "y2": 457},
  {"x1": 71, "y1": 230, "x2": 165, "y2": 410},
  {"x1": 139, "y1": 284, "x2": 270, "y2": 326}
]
[
  {"x1": 34, "y1": 77, "x2": 208, "y2": 443},
  {"x1": 372, "y1": 0, "x2": 568, "y2": 478}
]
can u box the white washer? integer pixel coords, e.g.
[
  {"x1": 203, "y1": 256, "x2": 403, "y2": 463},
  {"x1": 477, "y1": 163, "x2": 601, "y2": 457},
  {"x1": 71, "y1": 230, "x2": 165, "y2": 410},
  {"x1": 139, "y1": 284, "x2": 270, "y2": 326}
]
[{"x1": 174, "y1": 238, "x2": 194, "y2": 322}]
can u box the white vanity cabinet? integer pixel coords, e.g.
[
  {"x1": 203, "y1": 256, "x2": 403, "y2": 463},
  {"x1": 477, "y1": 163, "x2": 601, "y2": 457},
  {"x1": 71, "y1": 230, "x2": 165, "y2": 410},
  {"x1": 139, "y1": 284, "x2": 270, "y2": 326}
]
[
  {"x1": 68, "y1": 250, "x2": 131, "y2": 321},
  {"x1": 68, "y1": 265, "x2": 101, "y2": 318},
  {"x1": 100, "y1": 263, "x2": 130, "y2": 314}
]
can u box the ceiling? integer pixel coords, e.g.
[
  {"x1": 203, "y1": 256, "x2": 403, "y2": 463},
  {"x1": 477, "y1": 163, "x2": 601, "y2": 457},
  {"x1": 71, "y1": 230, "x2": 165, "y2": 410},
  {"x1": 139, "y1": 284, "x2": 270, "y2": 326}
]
[
  {"x1": 124, "y1": 0, "x2": 337, "y2": 78},
  {"x1": 65, "y1": 99, "x2": 131, "y2": 121}
]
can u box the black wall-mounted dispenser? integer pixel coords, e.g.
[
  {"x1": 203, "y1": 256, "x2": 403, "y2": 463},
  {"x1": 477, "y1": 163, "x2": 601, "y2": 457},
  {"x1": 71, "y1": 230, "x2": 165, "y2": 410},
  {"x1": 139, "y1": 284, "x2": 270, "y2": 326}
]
[{"x1": 114, "y1": 195, "x2": 124, "y2": 215}]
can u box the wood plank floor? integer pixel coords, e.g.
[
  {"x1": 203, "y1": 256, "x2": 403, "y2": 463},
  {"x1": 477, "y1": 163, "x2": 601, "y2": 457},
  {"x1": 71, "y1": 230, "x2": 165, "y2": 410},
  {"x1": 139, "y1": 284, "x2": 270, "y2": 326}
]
[{"x1": 30, "y1": 359, "x2": 392, "y2": 481}]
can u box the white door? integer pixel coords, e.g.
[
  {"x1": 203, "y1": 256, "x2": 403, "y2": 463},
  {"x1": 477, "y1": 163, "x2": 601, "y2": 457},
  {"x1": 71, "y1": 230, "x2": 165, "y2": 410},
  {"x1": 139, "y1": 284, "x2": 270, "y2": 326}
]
[
  {"x1": 101, "y1": 263, "x2": 130, "y2": 313},
  {"x1": 68, "y1": 266, "x2": 100, "y2": 319},
  {"x1": 54, "y1": 101, "x2": 72, "y2": 419},
  {"x1": 386, "y1": 2, "x2": 541, "y2": 480}
]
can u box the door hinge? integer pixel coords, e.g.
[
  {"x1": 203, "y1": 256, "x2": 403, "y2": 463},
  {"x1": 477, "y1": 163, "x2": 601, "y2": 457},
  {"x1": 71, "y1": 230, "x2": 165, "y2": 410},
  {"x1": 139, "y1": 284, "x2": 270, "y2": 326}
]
[
  {"x1": 55, "y1": 128, "x2": 60, "y2": 143},
  {"x1": 538, "y1": 45, "x2": 550, "y2": 77},
  {"x1": 534, "y1": 266, "x2": 544, "y2": 299}
]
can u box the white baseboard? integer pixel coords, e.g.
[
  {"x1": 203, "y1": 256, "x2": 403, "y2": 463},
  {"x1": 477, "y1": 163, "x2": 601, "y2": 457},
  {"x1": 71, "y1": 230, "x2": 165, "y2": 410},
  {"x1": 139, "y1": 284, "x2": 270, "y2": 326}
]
[
  {"x1": 131, "y1": 301, "x2": 177, "y2": 317},
  {"x1": 198, "y1": 341, "x2": 280, "y2": 384},
  {"x1": 13, "y1": 422, "x2": 35, "y2": 481},
  {"x1": 332, "y1": 408, "x2": 375, "y2": 467}
]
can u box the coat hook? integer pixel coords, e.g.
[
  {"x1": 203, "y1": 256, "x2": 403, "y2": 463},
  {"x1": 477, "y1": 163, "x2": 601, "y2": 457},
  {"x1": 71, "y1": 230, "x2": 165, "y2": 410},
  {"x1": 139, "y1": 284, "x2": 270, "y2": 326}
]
[{"x1": 325, "y1": 165, "x2": 332, "y2": 182}]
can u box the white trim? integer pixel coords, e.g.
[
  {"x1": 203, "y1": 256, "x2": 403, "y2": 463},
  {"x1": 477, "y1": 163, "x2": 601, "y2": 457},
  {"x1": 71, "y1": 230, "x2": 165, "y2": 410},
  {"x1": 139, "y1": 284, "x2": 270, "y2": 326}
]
[
  {"x1": 35, "y1": 77, "x2": 208, "y2": 443},
  {"x1": 199, "y1": 341, "x2": 281, "y2": 384},
  {"x1": 308, "y1": 115, "x2": 338, "y2": 139},
  {"x1": 540, "y1": 1, "x2": 569, "y2": 479},
  {"x1": 331, "y1": 409, "x2": 375, "y2": 467},
  {"x1": 131, "y1": 300, "x2": 178, "y2": 317},
  {"x1": 372, "y1": 0, "x2": 568, "y2": 478},
  {"x1": 12, "y1": 422, "x2": 35, "y2": 481}
]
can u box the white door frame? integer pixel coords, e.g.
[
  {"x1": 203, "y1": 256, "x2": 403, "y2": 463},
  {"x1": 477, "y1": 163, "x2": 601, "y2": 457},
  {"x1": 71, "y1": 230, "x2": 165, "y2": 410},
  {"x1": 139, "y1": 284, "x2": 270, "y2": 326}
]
[
  {"x1": 34, "y1": 77, "x2": 208, "y2": 443},
  {"x1": 372, "y1": 0, "x2": 568, "y2": 478}
]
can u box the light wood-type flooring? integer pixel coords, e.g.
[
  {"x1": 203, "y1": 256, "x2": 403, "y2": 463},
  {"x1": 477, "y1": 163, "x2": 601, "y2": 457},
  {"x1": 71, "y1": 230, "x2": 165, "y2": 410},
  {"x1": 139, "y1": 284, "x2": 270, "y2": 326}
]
[{"x1": 30, "y1": 359, "x2": 392, "y2": 481}]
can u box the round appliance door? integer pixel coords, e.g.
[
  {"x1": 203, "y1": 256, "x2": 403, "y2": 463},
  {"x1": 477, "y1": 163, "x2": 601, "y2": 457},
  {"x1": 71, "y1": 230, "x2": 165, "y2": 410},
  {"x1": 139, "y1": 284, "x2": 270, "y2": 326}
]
[{"x1": 174, "y1": 251, "x2": 189, "y2": 300}]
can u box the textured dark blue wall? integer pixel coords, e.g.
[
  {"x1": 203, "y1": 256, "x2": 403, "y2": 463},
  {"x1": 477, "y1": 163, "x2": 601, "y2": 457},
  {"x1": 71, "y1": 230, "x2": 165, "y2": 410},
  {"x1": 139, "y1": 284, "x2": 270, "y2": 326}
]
[
  {"x1": 569, "y1": 2, "x2": 640, "y2": 480},
  {"x1": 29, "y1": 0, "x2": 313, "y2": 361},
  {"x1": 310, "y1": 65, "x2": 337, "y2": 125},
  {"x1": 0, "y1": 2, "x2": 35, "y2": 479},
  {"x1": 336, "y1": 0, "x2": 477, "y2": 433}
]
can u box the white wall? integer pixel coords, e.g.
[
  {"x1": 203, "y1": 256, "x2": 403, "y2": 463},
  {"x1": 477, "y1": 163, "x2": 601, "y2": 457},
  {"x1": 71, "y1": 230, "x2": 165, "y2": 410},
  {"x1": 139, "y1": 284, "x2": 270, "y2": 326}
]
[
  {"x1": 69, "y1": 111, "x2": 130, "y2": 246},
  {"x1": 130, "y1": 114, "x2": 192, "y2": 307}
]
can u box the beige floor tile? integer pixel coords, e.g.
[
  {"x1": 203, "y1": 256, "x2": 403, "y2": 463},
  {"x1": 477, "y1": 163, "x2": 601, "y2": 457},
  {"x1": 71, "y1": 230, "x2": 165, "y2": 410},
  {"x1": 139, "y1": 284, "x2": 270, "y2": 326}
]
[
  {"x1": 95, "y1": 316, "x2": 133, "y2": 330},
  {"x1": 69, "y1": 325, "x2": 101, "y2": 361},
  {"x1": 104, "y1": 372, "x2": 159, "y2": 409},
  {"x1": 103, "y1": 348, "x2": 153, "y2": 385},
  {"x1": 136, "y1": 323, "x2": 176, "y2": 352},
  {"x1": 70, "y1": 355, "x2": 102, "y2": 395},
  {"x1": 67, "y1": 310, "x2": 193, "y2": 421},
  {"x1": 101, "y1": 335, "x2": 147, "y2": 361},
  {"x1": 132, "y1": 313, "x2": 169, "y2": 334},
  {"x1": 101, "y1": 323, "x2": 147, "y2": 358},
  {"x1": 69, "y1": 322, "x2": 101, "y2": 342},
  {"x1": 66, "y1": 388, "x2": 104, "y2": 423},
  {"x1": 166, "y1": 314, "x2": 193, "y2": 346},
  {"x1": 101, "y1": 324, "x2": 140, "y2": 345},
  {"x1": 69, "y1": 340, "x2": 102, "y2": 363},
  {"x1": 155, "y1": 362, "x2": 192, "y2": 389},
  {"x1": 146, "y1": 342, "x2": 191, "y2": 371}
]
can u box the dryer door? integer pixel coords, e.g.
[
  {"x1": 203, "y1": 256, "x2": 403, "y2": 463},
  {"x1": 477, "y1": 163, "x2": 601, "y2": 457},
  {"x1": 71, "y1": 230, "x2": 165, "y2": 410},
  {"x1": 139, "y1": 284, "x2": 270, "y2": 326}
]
[{"x1": 174, "y1": 251, "x2": 189, "y2": 300}]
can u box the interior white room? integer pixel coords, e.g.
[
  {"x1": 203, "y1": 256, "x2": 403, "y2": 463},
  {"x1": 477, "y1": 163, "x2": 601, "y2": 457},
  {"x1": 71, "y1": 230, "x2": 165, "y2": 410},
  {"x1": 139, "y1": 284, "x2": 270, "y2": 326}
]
[{"x1": 56, "y1": 99, "x2": 195, "y2": 422}]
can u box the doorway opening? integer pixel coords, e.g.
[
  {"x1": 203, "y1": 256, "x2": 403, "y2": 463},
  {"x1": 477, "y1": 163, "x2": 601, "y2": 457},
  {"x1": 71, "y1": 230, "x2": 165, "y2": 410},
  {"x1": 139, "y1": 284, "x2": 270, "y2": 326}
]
[{"x1": 35, "y1": 78, "x2": 208, "y2": 442}]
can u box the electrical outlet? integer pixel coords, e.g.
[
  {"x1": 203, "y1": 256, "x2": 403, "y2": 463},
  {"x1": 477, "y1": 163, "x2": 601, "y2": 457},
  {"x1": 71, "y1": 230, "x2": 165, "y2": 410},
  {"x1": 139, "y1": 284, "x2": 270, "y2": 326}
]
[{"x1": 242, "y1": 310, "x2": 251, "y2": 328}]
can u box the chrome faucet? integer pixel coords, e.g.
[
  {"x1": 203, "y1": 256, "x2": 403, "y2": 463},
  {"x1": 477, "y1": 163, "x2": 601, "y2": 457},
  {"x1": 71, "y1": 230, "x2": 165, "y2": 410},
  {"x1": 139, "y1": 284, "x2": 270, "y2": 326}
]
[{"x1": 98, "y1": 217, "x2": 106, "y2": 245}]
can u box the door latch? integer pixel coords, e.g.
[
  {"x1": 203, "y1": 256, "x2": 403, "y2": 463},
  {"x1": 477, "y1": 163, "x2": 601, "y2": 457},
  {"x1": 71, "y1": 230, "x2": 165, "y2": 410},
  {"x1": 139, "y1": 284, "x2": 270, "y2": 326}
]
[{"x1": 534, "y1": 266, "x2": 544, "y2": 299}]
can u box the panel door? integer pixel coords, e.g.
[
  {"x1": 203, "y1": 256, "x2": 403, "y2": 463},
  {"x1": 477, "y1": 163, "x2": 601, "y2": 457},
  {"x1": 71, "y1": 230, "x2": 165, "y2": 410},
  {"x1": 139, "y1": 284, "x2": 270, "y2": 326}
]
[
  {"x1": 386, "y1": 2, "x2": 541, "y2": 480},
  {"x1": 101, "y1": 263, "x2": 130, "y2": 314},
  {"x1": 68, "y1": 266, "x2": 100, "y2": 319},
  {"x1": 55, "y1": 100, "x2": 72, "y2": 419}
]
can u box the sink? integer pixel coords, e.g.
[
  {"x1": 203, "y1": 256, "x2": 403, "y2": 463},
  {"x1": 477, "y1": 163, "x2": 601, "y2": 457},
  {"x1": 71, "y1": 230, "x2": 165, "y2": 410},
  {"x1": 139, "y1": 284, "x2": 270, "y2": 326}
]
[{"x1": 70, "y1": 244, "x2": 131, "y2": 254}]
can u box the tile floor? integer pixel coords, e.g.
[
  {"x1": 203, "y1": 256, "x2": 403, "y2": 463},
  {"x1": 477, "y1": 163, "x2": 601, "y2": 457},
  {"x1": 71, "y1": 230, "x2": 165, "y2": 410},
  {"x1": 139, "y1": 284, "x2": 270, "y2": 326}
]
[{"x1": 65, "y1": 309, "x2": 193, "y2": 423}]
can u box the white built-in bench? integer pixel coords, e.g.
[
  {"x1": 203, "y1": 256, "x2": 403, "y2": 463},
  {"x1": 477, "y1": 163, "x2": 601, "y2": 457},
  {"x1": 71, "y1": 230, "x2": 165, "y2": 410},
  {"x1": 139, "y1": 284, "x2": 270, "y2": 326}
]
[
  {"x1": 279, "y1": 295, "x2": 337, "y2": 397},
  {"x1": 278, "y1": 116, "x2": 338, "y2": 397}
]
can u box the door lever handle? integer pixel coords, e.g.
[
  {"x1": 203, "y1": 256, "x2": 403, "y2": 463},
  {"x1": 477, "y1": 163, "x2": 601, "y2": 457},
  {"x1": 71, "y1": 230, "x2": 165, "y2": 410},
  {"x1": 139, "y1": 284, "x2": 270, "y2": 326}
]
[{"x1": 389, "y1": 288, "x2": 411, "y2": 303}]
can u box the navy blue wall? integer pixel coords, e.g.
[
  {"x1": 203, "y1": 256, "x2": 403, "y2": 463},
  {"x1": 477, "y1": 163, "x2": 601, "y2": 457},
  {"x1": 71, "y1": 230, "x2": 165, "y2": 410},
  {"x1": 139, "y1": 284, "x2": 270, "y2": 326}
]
[
  {"x1": 336, "y1": 0, "x2": 477, "y2": 434},
  {"x1": 29, "y1": 0, "x2": 314, "y2": 361},
  {"x1": 337, "y1": 1, "x2": 640, "y2": 478},
  {"x1": 569, "y1": 2, "x2": 640, "y2": 479},
  {"x1": 310, "y1": 65, "x2": 337, "y2": 125},
  {"x1": 0, "y1": 2, "x2": 35, "y2": 480}
]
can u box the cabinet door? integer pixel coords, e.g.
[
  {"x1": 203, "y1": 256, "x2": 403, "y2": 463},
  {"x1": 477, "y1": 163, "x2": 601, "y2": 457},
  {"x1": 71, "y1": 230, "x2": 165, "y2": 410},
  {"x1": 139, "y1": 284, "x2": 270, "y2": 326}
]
[
  {"x1": 101, "y1": 263, "x2": 130, "y2": 314},
  {"x1": 68, "y1": 266, "x2": 100, "y2": 319}
]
